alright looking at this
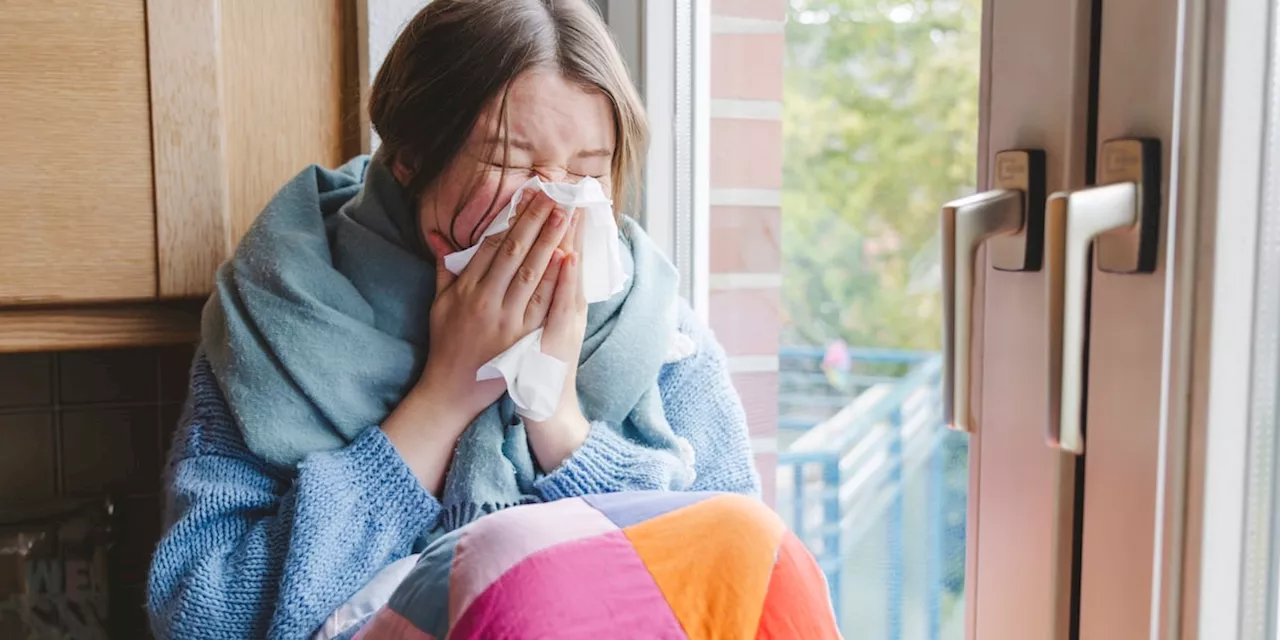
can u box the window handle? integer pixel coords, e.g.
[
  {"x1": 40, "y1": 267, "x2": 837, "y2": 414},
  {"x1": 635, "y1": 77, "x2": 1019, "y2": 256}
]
[
  {"x1": 1045, "y1": 138, "x2": 1161, "y2": 453},
  {"x1": 941, "y1": 150, "x2": 1045, "y2": 434}
]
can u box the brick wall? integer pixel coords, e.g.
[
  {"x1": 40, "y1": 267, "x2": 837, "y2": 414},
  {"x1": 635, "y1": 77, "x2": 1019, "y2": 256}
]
[
  {"x1": 707, "y1": 0, "x2": 784, "y2": 506},
  {"x1": 0, "y1": 345, "x2": 194, "y2": 638}
]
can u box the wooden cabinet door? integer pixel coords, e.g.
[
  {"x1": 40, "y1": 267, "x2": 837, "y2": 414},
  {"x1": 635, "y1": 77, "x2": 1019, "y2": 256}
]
[
  {"x1": 0, "y1": 0, "x2": 157, "y2": 304},
  {"x1": 0, "y1": 0, "x2": 356, "y2": 306},
  {"x1": 148, "y1": 0, "x2": 355, "y2": 298}
]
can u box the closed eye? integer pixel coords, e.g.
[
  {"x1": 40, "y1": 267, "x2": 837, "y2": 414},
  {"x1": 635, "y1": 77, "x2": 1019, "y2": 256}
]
[{"x1": 485, "y1": 162, "x2": 534, "y2": 173}]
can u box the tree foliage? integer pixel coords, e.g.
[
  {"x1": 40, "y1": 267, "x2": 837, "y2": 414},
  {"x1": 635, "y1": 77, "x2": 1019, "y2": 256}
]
[
  {"x1": 780, "y1": 2, "x2": 982, "y2": 614},
  {"x1": 782, "y1": 0, "x2": 981, "y2": 351}
]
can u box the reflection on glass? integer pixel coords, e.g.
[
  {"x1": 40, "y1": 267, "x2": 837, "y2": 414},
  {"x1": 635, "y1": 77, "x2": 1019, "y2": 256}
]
[{"x1": 776, "y1": 1, "x2": 979, "y2": 637}]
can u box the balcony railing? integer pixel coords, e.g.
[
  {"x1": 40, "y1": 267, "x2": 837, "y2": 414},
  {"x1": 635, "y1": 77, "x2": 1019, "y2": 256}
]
[{"x1": 778, "y1": 347, "x2": 961, "y2": 639}]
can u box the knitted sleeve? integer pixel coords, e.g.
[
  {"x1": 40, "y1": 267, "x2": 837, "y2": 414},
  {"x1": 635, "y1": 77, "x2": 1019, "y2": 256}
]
[
  {"x1": 147, "y1": 357, "x2": 440, "y2": 640},
  {"x1": 533, "y1": 302, "x2": 762, "y2": 500}
]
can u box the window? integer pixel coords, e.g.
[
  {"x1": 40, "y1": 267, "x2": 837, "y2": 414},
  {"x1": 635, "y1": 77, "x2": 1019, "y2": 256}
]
[{"x1": 645, "y1": 1, "x2": 983, "y2": 636}]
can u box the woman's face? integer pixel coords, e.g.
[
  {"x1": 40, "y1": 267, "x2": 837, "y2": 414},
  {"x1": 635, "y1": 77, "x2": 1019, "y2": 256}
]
[{"x1": 413, "y1": 68, "x2": 617, "y2": 255}]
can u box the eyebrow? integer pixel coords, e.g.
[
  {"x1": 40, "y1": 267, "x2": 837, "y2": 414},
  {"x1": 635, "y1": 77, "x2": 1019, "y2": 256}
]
[
  {"x1": 482, "y1": 137, "x2": 613, "y2": 160},
  {"x1": 575, "y1": 147, "x2": 614, "y2": 159},
  {"x1": 484, "y1": 136, "x2": 534, "y2": 153}
]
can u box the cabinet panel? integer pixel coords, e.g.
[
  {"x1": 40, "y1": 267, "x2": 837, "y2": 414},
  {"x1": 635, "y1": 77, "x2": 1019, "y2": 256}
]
[
  {"x1": 147, "y1": 0, "x2": 232, "y2": 298},
  {"x1": 0, "y1": 0, "x2": 157, "y2": 304},
  {"x1": 221, "y1": 0, "x2": 352, "y2": 245},
  {"x1": 149, "y1": 0, "x2": 358, "y2": 297}
]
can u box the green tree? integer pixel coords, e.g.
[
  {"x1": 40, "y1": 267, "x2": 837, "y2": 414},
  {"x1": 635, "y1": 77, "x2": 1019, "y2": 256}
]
[
  {"x1": 781, "y1": 3, "x2": 982, "y2": 617},
  {"x1": 782, "y1": 0, "x2": 981, "y2": 352}
]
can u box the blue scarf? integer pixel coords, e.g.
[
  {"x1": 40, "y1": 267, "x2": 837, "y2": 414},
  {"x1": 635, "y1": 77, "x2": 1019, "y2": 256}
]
[{"x1": 202, "y1": 157, "x2": 691, "y2": 531}]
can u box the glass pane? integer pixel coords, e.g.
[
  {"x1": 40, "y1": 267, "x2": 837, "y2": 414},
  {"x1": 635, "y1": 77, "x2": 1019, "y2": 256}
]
[{"x1": 706, "y1": 1, "x2": 981, "y2": 637}]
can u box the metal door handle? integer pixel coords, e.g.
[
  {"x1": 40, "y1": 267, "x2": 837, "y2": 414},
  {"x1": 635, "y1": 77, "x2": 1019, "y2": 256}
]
[
  {"x1": 1045, "y1": 138, "x2": 1161, "y2": 453},
  {"x1": 941, "y1": 150, "x2": 1045, "y2": 433}
]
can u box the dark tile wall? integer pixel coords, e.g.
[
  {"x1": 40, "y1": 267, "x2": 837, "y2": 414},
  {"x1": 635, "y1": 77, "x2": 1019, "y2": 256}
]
[{"x1": 0, "y1": 343, "x2": 195, "y2": 638}]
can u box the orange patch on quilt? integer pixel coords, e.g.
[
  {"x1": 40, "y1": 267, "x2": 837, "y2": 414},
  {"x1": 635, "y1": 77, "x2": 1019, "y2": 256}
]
[
  {"x1": 622, "y1": 494, "x2": 785, "y2": 639},
  {"x1": 755, "y1": 532, "x2": 842, "y2": 639}
]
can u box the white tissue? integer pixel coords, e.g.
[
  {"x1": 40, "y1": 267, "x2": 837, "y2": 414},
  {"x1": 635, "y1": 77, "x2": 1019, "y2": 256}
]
[{"x1": 442, "y1": 176, "x2": 628, "y2": 421}]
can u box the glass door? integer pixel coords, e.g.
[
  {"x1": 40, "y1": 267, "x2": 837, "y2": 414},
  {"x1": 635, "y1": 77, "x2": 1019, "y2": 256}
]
[
  {"x1": 1067, "y1": 0, "x2": 1264, "y2": 637},
  {"x1": 1068, "y1": 0, "x2": 1185, "y2": 635},
  {"x1": 702, "y1": 0, "x2": 982, "y2": 637},
  {"x1": 650, "y1": 0, "x2": 1210, "y2": 636},
  {"x1": 772, "y1": 3, "x2": 980, "y2": 635},
  {"x1": 956, "y1": 0, "x2": 1208, "y2": 632},
  {"x1": 953, "y1": 0, "x2": 1094, "y2": 637},
  {"x1": 698, "y1": 0, "x2": 1080, "y2": 638}
]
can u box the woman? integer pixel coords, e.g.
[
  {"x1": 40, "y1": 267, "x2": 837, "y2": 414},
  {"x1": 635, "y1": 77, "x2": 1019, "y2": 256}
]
[{"x1": 147, "y1": 1, "x2": 813, "y2": 638}]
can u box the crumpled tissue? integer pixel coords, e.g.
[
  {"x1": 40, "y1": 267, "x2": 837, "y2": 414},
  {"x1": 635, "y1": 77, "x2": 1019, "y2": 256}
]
[{"x1": 442, "y1": 176, "x2": 627, "y2": 421}]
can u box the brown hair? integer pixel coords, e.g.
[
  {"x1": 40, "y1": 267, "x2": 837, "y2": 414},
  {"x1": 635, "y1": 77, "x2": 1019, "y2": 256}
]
[{"x1": 368, "y1": 0, "x2": 647, "y2": 246}]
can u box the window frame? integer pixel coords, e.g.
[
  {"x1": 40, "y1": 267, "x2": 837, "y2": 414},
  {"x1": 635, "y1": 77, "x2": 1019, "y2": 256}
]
[
  {"x1": 617, "y1": 0, "x2": 710, "y2": 317},
  {"x1": 1193, "y1": 0, "x2": 1280, "y2": 635}
]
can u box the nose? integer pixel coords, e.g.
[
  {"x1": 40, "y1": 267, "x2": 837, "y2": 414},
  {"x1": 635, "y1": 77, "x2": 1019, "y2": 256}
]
[{"x1": 532, "y1": 166, "x2": 582, "y2": 184}]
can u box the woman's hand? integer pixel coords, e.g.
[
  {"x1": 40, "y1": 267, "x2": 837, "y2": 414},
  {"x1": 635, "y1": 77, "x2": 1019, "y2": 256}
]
[
  {"x1": 416, "y1": 190, "x2": 576, "y2": 420},
  {"x1": 524, "y1": 211, "x2": 592, "y2": 472},
  {"x1": 383, "y1": 190, "x2": 574, "y2": 493}
]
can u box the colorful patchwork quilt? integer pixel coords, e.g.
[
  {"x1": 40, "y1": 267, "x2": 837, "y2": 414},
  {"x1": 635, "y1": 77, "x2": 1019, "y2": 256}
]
[{"x1": 355, "y1": 491, "x2": 840, "y2": 639}]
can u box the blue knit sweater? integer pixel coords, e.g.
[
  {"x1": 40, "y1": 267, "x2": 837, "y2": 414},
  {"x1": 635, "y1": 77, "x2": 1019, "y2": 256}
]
[{"x1": 147, "y1": 304, "x2": 761, "y2": 639}]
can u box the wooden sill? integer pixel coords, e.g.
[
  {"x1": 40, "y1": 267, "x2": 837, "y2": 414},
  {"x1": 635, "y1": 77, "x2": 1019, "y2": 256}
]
[{"x1": 0, "y1": 302, "x2": 203, "y2": 353}]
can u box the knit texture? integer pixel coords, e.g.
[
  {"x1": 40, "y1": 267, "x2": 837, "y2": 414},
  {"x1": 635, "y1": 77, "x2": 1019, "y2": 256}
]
[{"x1": 147, "y1": 303, "x2": 761, "y2": 640}]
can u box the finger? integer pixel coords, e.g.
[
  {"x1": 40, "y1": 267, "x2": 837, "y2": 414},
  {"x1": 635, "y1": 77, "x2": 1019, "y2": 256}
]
[
  {"x1": 525, "y1": 249, "x2": 564, "y2": 329},
  {"x1": 480, "y1": 191, "x2": 559, "y2": 289},
  {"x1": 455, "y1": 230, "x2": 505, "y2": 288},
  {"x1": 546, "y1": 252, "x2": 581, "y2": 341},
  {"x1": 557, "y1": 207, "x2": 580, "y2": 253},
  {"x1": 454, "y1": 186, "x2": 539, "y2": 287},
  {"x1": 504, "y1": 203, "x2": 572, "y2": 310},
  {"x1": 426, "y1": 232, "x2": 458, "y2": 292},
  {"x1": 511, "y1": 184, "x2": 541, "y2": 224},
  {"x1": 572, "y1": 213, "x2": 587, "y2": 305}
]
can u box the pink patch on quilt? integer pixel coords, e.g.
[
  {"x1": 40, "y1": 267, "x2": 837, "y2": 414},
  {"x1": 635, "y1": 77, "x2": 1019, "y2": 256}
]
[
  {"x1": 448, "y1": 530, "x2": 685, "y2": 640},
  {"x1": 448, "y1": 497, "x2": 619, "y2": 622},
  {"x1": 353, "y1": 608, "x2": 436, "y2": 640}
]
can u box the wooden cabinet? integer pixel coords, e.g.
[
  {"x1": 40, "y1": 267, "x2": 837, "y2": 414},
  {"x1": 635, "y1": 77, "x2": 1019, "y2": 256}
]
[
  {"x1": 0, "y1": 0, "x2": 360, "y2": 349},
  {"x1": 0, "y1": 0, "x2": 158, "y2": 304},
  {"x1": 149, "y1": 0, "x2": 355, "y2": 297},
  {"x1": 0, "y1": 0, "x2": 356, "y2": 302}
]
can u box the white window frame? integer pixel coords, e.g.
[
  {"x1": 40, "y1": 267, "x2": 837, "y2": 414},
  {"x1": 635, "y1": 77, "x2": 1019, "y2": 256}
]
[
  {"x1": 612, "y1": 0, "x2": 710, "y2": 319},
  {"x1": 1192, "y1": 0, "x2": 1277, "y2": 635},
  {"x1": 356, "y1": 0, "x2": 425, "y2": 153}
]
